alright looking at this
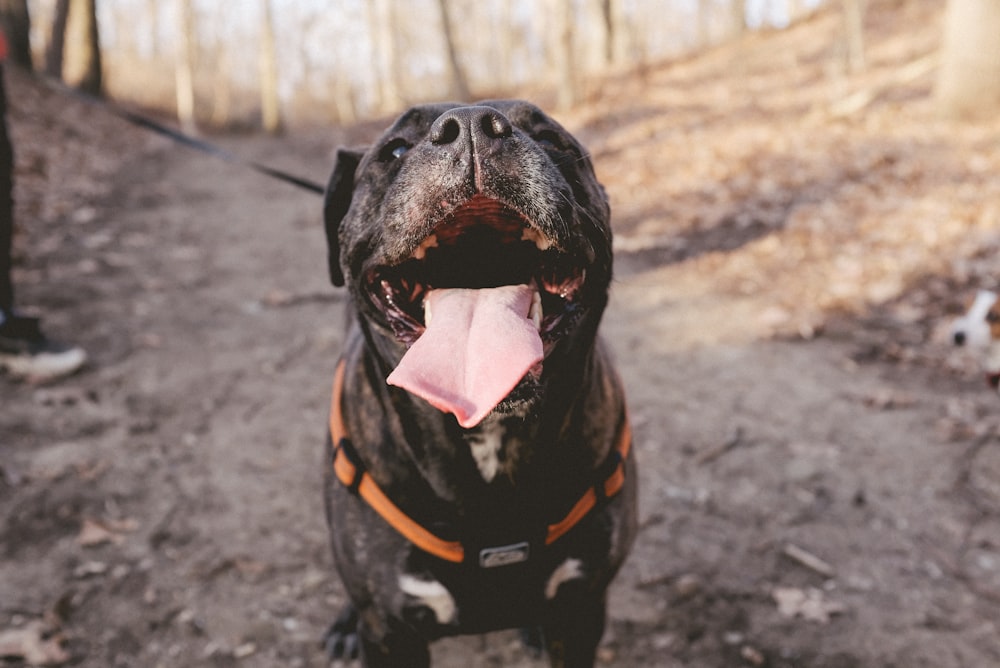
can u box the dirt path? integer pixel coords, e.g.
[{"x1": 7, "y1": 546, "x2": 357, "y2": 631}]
[{"x1": 1, "y1": 124, "x2": 997, "y2": 668}]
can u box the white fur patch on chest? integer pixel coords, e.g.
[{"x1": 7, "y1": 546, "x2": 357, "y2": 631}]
[
  {"x1": 465, "y1": 421, "x2": 504, "y2": 482},
  {"x1": 545, "y1": 558, "x2": 585, "y2": 600},
  {"x1": 398, "y1": 574, "x2": 457, "y2": 625}
]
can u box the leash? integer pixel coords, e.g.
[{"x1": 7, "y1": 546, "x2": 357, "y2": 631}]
[
  {"x1": 328, "y1": 358, "x2": 632, "y2": 567},
  {"x1": 40, "y1": 76, "x2": 326, "y2": 196}
]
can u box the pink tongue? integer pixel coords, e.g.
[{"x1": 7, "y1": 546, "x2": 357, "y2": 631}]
[{"x1": 386, "y1": 284, "x2": 543, "y2": 428}]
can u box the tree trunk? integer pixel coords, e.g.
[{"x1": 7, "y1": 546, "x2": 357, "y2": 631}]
[
  {"x1": 842, "y1": 0, "x2": 866, "y2": 73},
  {"x1": 786, "y1": 0, "x2": 805, "y2": 23},
  {"x1": 729, "y1": 0, "x2": 747, "y2": 38},
  {"x1": 63, "y1": 0, "x2": 101, "y2": 95},
  {"x1": 147, "y1": 0, "x2": 159, "y2": 56},
  {"x1": 174, "y1": 0, "x2": 197, "y2": 134},
  {"x1": 555, "y1": 0, "x2": 577, "y2": 110},
  {"x1": 45, "y1": 0, "x2": 69, "y2": 78},
  {"x1": 598, "y1": 0, "x2": 615, "y2": 67},
  {"x1": 259, "y1": 0, "x2": 282, "y2": 134},
  {"x1": 606, "y1": 0, "x2": 630, "y2": 65},
  {"x1": 368, "y1": 0, "x2": 403, "y2": 113},
  {"x1": 437, "y1": 0, "x2": 470, "y2": 100},
  {"x1": 936, "y1": 0, "x2": 1000, "y2": 119},
  {"x1": 332, "y1": 75, "x2": 358, "y2": 126},
  {"x1": 698, "y1": 0, "x2": 713, "y2": 47},
  {"x1": 210, "y1": 46, "x2": 232, "y2": 128},
  {"x1": 0, "y1": 0, "x2": 31, "y2": 69},
  {"x1": 497, "y1": 1, "x2": 514, "y2": 90}
]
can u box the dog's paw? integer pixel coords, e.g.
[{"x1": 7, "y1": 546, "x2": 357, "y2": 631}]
[
  {"x1": 519, "y1": 625, "x2": 545, "y2": 658},
  {"x1": 321, "y1": 605, "x2": 360, "y2": 660}
]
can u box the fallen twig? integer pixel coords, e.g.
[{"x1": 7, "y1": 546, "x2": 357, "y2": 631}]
[
  {"x1": 696, "y1": 427, "x2": 746, "y2": 465},
  {"x1": 783, "y1": 542, "x2": 836, "y2": 578}
]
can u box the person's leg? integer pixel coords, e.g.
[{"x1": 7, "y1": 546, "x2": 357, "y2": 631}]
[
  {"x1": 0, "y1": 65, "x2": 86, "y2": 380},
  {"x1": 0, "y1": 65, "x2": 16, "y2": 317}
]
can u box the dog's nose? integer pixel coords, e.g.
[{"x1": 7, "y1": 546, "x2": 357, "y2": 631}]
[
  {"x1": 429, "y1": 106, "x2": 513, "y2": 147},
  {"x1": 954, "y1": 330, "x2": 966, "y2": 346}
]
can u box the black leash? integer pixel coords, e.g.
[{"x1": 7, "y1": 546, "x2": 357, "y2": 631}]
[{"x1": 44, "y1": 77, "x2": 326, "y2": 196}]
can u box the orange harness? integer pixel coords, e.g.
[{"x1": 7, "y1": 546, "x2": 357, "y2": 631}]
[{"x1": 328, "y1": 360, "x2": 631, "y2": 566}]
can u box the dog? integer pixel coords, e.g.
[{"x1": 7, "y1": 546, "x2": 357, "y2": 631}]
[
  {"x1": 319, "y1": 101, "x2": 637, "y2": 667},
  {"x1": 951, "y1": 289, "x2": 1000, "y2": 390}
]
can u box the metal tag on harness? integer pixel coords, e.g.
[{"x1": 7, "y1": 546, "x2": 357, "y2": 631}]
[{"x1": 479, "y1": 542, "x2": 530, "y2": 568}]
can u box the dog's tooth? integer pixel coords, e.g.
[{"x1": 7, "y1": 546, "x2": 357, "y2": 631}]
[
  {"x1": 560, "y1": 269, "x2": 585, "y2": 299},
  {"x1": 529, "y1": 290, "x2": 542, "y2": 330},
  {"x1": 424, "y1": 296, "x2": 433, "y2": 327},
  {"x1": 413, "y1": 234, "x2": 438, "y2": 260},
  {"x1": 521, "y1": 227, "x2": 553, "y2": 251}
]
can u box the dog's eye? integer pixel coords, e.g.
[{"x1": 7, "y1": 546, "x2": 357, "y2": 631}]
[
  {"x1": 534, "y1": 130, "x2": 566, "y2": 152},
  {"x1": 988, "y1": 310, "x2": 1000, "y2": 324},
  {"x1": 379, "y1": 139, "x2": 411, "y2": 162}
]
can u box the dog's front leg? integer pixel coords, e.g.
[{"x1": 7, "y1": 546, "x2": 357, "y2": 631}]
[
  {"x1": 542, "y1": 583, "x2": 607, "y2": 668},
  {"x1": 356, "y1": 610, "x2": 432, "y2": 668}
]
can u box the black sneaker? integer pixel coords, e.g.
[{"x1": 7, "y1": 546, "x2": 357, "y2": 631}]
[{"x1": 0, "y1": 314, "x2": 87, "y2": 381}]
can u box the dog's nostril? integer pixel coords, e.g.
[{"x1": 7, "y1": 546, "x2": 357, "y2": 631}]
[
  {"x1": 954, "y1": 331, "x2": 966, "y2": 346},
  {"x1": 480, "y1": 112, "x2": 512, "y2": 139},
  {"x1": 431, "y1": 118, "x2": 461, "y2": 145}
]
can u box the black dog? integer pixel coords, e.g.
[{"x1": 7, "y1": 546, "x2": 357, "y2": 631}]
[{"x1": 321, "y1": 100, "x2": 636, "y2": 667}]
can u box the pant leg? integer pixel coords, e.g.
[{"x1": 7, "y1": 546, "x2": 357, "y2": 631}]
[{"x1": 0, "y1": 64, "x2": 15, "y2": 314}]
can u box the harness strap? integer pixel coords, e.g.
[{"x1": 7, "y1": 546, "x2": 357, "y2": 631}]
[
  {"x1": 328, "y1": 359, "x2": 631, "y2": 565},
  {"x1": 329, "y1": 360, "x2": 466, "y2": 563}
]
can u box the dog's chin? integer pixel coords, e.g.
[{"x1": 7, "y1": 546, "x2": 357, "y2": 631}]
[{"x1": 489, "y1": 374, "x2": 543, "y2": 421}]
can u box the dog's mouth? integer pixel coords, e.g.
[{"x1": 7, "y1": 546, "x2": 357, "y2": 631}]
[
  {"x1": 364, "y1": 194, "x2": 586, "y2": 347},
  {"x1": 364, "y1": 194, "x2": 589, "y2": 427}
]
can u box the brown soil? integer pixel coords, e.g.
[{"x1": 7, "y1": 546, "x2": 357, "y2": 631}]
[{"x1": 3, "y1": 2, "x2": 1000, "y2": 666}]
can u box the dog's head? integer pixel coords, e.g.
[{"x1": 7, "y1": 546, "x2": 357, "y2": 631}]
[
  {"x1": 951, "y1": 289, "x2": 1000, "y2": 389},
  {"x1": 324, "y1": 101, "x2": 611, "y2": 331},
  {"x1": 323, "y1": 101, "x2": 612, "y2": 422}
]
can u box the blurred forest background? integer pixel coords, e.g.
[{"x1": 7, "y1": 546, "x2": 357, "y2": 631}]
[{"x1": 1, "y1": 0, "x2": 997, "y2": 134}]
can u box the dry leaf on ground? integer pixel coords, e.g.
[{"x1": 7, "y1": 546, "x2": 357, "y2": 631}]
[
  {"x1": 0, "y1": 621, "x2": 69, "y2": 666},
  {"x1": 76, "y1": 517, "x2": 138, "y2": 547},
  {"x1": 773, "y1": 586, "x2": 847, "y2": 623}
]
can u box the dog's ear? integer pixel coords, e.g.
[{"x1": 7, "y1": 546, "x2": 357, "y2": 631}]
[{"x1": 323, "y1": 148, "x2": 365, "y2": 287}]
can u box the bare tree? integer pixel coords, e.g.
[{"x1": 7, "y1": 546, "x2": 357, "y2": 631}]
[
  {"x1": 45, "y1": 0, "x2": 69, "y2": 78},
  {"x1": 210, "y1": 44, "x2": 232, "y2": 128},
  {"x1": 259, "y1": 0, "x2": 282, "y2": 133},
  {"x1": 786, "y1": 0, "x2": 806, "y2": 23},
  {"x1": 597, "y1": 0, "x2": 617, "y2": 67},
  {"x1": 368, "y1": 0, "x2": 403, "y2": 113},
  {"x1": 437, "y1": 0, "x2": 470, "y2": 100},
  {"x1": 729, "y1": 0, "x2": 747, "y2": 38},
  {"x1": 63, "y1": 0, "x2": 101, "y2": 95},
  {"x1": 147, "y1": 0, "x2": 159, "y2": 56},
  {"x1": 842, "y1": 0, "x2": 866, "y2": 72},
  {"x1": 496, "y1": 1, "x2": 515, "y2": 91},
  {"x1": 0, "y1": 0, "x2": 32, "y2": 69},
  {"x1": 698, "y1": 0, "x2": 714, "y2": 46},
  {"x1": 555, "y1": 0, "x2": 577, "y2": 110},
  {"x1": 174, "y1": 0, "x2": 197, "y2": 134},
  {"x1": 331, "y1": 75, "x2": 358, "y2": 126},
  {"x1": 936, "y1": 0, "x2": 1000, "y2": 119}
]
